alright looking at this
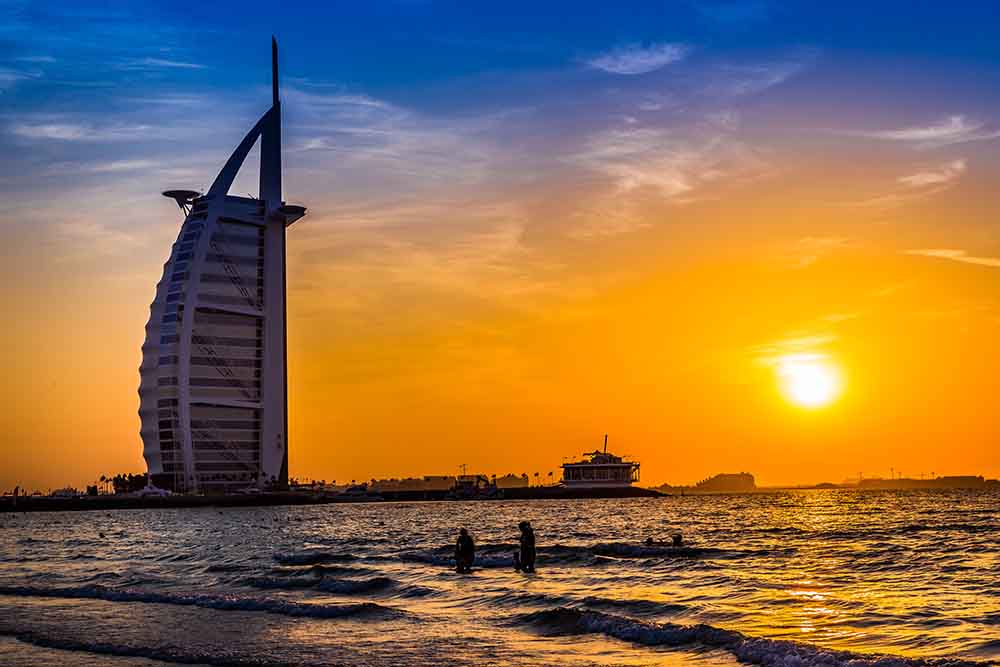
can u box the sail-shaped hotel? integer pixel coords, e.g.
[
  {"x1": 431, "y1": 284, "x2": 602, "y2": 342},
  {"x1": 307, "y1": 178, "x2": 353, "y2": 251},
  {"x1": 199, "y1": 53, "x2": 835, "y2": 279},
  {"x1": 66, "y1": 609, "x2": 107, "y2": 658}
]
[{"x1": 138, "y1": 40, "x2": 305, "y2": 493}]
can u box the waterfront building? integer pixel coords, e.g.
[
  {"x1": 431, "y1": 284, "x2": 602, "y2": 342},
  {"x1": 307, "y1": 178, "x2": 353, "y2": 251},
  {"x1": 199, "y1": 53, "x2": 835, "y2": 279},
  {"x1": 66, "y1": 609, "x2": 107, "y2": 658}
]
[
  {"x1": 138, "y1": 40, "x2": 305, "y2": 493},
  {"x1": 561, "y1": 435, "x2": 640, "y2": 488}
]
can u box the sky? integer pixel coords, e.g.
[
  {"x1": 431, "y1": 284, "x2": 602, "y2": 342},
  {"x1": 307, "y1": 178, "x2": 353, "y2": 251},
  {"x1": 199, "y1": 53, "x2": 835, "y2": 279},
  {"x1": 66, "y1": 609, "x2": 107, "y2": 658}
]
[{"x1": 2, "y1": 1, "x2": 999, "y2": 490}]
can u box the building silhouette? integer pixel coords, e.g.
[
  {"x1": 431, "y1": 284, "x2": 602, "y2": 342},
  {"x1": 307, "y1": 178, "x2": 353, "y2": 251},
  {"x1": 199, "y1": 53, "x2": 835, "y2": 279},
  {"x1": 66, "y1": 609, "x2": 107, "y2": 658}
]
[{"x1": 138, "y1": 40, "x2": 305, "y2": 493}]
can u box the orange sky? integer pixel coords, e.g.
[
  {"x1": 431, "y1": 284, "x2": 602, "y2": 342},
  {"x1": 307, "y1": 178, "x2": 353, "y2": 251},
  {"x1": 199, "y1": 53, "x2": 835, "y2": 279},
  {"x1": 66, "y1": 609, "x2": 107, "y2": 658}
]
[
  {"x1": 2, "y1": 15, "x2": 1000, "y2": 491},
  {"x1": 4, "y1": 158, "x2": 998, "y2": 491}
]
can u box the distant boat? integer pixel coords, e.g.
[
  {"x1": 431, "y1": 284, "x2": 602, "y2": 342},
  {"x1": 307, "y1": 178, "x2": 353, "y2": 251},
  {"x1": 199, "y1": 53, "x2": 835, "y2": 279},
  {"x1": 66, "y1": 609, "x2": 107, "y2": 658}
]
[{"x1": 561, "y1": 435, "x2": 640, "y2": 488}]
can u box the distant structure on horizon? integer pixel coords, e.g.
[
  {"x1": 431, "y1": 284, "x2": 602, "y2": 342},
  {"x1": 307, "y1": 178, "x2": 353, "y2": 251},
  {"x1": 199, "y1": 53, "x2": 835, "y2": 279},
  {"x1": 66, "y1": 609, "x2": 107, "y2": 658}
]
[
  {"x1": 653, "y1": 472, "x2": 757, "y2": 494},
  {"x1": 138, "y1": 40, "x2": 306, "y2": 493},
  {"x1": 561, "y1": 435, "x2": 640, "y2": 488},
  {"x1": 693, "y1": 472, "x2": 756, "y2": 493},
  {"x1": 858, "y1": 475, "x2": 988, "y2": 490}
]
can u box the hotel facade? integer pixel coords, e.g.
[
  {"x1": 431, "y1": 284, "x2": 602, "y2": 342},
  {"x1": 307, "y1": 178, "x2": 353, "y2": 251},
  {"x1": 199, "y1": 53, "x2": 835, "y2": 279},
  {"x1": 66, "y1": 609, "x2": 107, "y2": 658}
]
[{"x1": 138, "y1": 41, "x2": 304, "y2": 493}]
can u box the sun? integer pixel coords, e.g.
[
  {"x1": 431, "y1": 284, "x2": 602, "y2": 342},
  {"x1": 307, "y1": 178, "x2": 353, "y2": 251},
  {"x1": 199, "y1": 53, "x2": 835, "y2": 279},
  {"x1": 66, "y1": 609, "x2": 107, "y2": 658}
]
[{"x1": 777, "y1": 355, "x2": 842, "y2": 408}]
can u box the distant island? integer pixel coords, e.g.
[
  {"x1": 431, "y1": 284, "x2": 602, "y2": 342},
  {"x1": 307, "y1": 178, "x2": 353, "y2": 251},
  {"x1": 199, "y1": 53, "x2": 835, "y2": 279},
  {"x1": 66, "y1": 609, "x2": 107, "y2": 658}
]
[
  {"x1": 652, "y1": 472, "x2": 999, "y2": 495},
  {"x1": 653, "y1": 472, "x2": 759, "y2": 495}
]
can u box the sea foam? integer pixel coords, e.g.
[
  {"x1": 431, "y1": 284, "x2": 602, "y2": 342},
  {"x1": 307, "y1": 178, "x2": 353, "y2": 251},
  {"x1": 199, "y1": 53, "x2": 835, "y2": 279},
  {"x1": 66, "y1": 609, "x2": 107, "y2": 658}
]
[{"x1": 519, "y1": 608, "x2": 985, "y2": 667}]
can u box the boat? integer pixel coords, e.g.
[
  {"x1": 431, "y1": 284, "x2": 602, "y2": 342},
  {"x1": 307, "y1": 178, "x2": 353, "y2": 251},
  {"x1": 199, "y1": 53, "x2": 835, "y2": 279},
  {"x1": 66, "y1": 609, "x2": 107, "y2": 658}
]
[{"x1": 561, "y1": 435, "x2": 640, "y2": 488}]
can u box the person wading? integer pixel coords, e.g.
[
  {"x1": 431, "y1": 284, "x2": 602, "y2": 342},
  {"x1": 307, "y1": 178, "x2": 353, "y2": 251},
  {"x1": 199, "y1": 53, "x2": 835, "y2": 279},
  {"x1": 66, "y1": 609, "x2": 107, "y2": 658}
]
[
  {"x1": 514, "y1": 521, "x2": 536, "y2": 572},
  {"x1": 455, "y1": 528, "x2": 475, "y2": 573}
]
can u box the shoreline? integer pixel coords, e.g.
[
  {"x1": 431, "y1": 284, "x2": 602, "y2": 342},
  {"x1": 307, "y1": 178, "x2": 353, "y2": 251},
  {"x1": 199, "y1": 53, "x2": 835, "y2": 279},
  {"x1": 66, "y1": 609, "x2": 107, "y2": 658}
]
[
  {"x1": 5, "y1": 484, "x2": 995, "y2": 514},
  {"x1": 0, "y1": 485, "x2": 662, "y2": 513}
]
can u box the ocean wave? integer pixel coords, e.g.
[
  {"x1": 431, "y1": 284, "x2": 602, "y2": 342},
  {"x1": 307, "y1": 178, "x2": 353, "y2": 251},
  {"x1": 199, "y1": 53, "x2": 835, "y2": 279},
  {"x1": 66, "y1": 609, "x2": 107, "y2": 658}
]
[
  {"x1": 272, "y1": 550, "x2": 358, "y2": 566},
  {"x1": 203, "y1": 562, "x2": 251, "y2": 573},
  {"x1": 245, "y1": 574, "x2": 398, "y2": 595},
  {"x1": 517, "y1": 608, "x2": 983, "y2": 667},
  {"x1": 489, "y1": 591, "x2": 689, "y2": 618},
  {"x1": 0, "y1": 584, "x2": 401, "y2": 620},
  {"x1": 272, "y1": 563, "x2": 377, "y2": 578},
  {"x1": 0, "y1": 629, "x2": 280, "y2": 666}
]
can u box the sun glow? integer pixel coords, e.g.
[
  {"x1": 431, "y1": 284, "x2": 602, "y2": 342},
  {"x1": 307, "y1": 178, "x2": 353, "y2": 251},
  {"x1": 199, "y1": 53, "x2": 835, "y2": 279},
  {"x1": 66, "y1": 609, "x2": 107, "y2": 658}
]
[{"x1": 777, "y1": 355, "x2": 842, "y2": 408}]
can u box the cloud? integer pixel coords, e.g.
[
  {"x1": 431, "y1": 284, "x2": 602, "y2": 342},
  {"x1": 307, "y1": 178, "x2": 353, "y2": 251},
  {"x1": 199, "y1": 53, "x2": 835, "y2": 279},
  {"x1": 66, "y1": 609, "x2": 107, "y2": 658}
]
[
  {"x1": 570, "y1": 126, "x2": 766, "y2": 200},
  {"x1": 121, "y1": 57, "x2": 205, "y2": 70},
  {"x1": 751, "y1": 334, "x2": 837, "y2": 365},
  {"x1": 283, "y1": 86, "x2": 500, "y2": 189},
  {"x1": 50, "y1": 220, "x2": 142, "y2": 259},
  {"x1": 585, "y1": 43, "x2": 689, "y2": 75},
  {"x1": 842, "y1": 159, "x2": 966, "y2": 208},
  {"x1": 706, "y1": 60, "x2": 808, "y2": 96},
  {"x1": 0, "y1": 66, "x2": 41, "y2": 91},
  {"x1": 846, "y1": 115, "x2": 1000, "y2": 149},
  {"x1": 15, "y1": 55, "x2": 57, "y2": 63},
  {"x1": 47, "y1": 159, "x2": 160, "y2": 175},
  {"x1": 904, "y1": 248, "x2": 1000, "y2": 268},
  {"x1": 897, "y1": 159, "x2": 966, "y2": 187},
  {"x1": 10, "y1": 122, "x2": 152, "y2": 141}
]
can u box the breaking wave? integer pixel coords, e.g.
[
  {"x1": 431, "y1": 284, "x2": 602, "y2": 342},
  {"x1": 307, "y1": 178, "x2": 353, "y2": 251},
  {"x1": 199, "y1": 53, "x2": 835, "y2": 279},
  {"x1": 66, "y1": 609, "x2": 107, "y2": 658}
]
[
  {"x1": 272, "y1": 550, "x2": 358, "y2": 566},
  {"x1": 517, "y1": 608, "x2": 984, "y2": 667},
  {"x1": 0, "y1": 629, "x2": 278, "y2": 666},
  {"x1": 244, "y1": 574, "x2": 407, "y2": 596},
  {"x1": 0, "y1": 584, "x2": 401, "y2": 620}
]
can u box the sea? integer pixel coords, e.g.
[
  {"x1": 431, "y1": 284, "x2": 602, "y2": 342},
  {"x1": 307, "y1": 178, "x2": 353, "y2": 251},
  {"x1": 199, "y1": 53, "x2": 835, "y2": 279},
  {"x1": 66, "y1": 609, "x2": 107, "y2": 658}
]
[{"x1": 0, "y1": 490, "x2": 997, "y2": 666}]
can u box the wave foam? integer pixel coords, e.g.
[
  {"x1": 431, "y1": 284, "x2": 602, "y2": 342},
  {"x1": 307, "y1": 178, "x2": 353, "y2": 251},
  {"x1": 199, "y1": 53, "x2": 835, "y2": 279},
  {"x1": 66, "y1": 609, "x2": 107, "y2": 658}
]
[
  {"x1": 518, "y1": 608, "x2": 982, "y2": 667},
  {"x1": 0, "y1": 584, "x2": 400, "y2": 620}
]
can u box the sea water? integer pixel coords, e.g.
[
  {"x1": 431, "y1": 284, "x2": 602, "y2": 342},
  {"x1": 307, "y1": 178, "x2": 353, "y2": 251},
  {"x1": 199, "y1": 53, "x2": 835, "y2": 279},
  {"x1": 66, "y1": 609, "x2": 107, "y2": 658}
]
[{"x1": 0, "y1": 490, "x2": 997, "y2": 666}]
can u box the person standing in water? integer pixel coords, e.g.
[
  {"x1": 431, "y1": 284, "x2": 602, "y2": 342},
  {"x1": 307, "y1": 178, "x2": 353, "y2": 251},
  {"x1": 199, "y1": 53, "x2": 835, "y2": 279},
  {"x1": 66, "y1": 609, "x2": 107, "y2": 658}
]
[
  {"x1": 455, "y1": 528, "x2": 475, "y2": 573},
  {"x1": 515, "y1": 521, "x2": 536, "y2": 572}
]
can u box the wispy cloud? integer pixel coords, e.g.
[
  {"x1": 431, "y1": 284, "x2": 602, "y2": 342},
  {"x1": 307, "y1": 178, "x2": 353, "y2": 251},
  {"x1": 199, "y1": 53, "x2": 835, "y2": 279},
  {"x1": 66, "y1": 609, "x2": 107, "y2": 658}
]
[
  {"x1": 843, "y1": 158, "x2": 966, "y2": 209},
  {"x1": 0, "y1": 66, "x2": 41, "y2": 91},
  {"x1": 905, "y1": 248, "x2": 1000, "y2": 268},
  {"x1": 15, "y1": 55, "x2": 57, "y2": 63},
  {"x1": 751, "y1": 334, "x2": 837, "y2": 365},
  {"x1": 10, "y1": 122, "x2": 152, "y2": 141},
  {"x1": 897, "y1": 159, "x2": 966, "y2": 188},
  {"x1": 571, "y1": 126, "x2": 766, "y2": 200},
  {"x1": 706, "y1": 60, "x2": 808, "y2": 96},
  {"x1": 284, "y1": 86, "x2": 500, "y2": 189},
  {"x1": 844, "y1": 115, "x2": 1000, "y2": 149},
  {"x1": 585, "y1": 43, "x2": 689, "y2": 75},
  {"x1": 50, "y1": 219, "x2": 142, "y2": 259},
  {"x1": 122, "y1": 57, "x2": 205, "y2": 70},
  {"x1": 48, "y1": 159, "x2": 160, "y2": 175}
]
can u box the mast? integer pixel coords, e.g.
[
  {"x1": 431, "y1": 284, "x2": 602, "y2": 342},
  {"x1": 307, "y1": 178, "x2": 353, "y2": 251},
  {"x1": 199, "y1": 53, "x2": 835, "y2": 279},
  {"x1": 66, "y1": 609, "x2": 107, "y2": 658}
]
[
  {"x1": 259, "y1": 36, "x2": 281, "y2": 207},
  {"x1": 272, "y1": 36, "x2": 279, "y2": 107}
]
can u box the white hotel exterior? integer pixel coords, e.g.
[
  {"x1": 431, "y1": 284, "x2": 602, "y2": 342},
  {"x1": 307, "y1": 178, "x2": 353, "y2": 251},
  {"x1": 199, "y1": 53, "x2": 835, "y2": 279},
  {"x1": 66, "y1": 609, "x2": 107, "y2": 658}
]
[{"x1": 138, "y1": 40, "x2": 305, "y2": 493}]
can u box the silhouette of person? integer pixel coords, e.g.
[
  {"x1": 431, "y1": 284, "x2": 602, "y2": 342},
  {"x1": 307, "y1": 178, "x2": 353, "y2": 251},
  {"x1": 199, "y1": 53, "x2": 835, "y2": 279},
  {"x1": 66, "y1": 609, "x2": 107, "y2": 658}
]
[
  {"x1": 672, "y1": 533, "x2": 683, "y2": 547},
  {"x1": 516, "y1": 521, "x2": 536, "y2": 572},
  {"x1": 455, "y1": 528, "x2": 475, "y2": 573}
]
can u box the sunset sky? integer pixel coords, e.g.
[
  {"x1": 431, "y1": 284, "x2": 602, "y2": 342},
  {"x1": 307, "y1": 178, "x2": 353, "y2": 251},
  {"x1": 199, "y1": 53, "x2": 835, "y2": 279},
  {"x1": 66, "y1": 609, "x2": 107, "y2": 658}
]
[{"x1": 2, "y1": 1, "x2": 999, "y2": 490}]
